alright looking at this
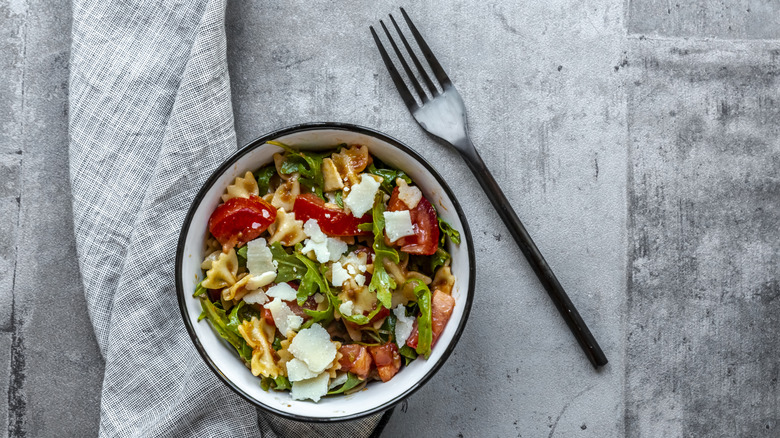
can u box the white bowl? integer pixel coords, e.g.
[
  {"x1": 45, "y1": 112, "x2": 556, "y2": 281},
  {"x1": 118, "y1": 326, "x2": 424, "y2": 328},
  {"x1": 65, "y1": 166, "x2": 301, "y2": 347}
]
[{"x1": 176, "y1": 123, "x2": 475, "y2": 422}]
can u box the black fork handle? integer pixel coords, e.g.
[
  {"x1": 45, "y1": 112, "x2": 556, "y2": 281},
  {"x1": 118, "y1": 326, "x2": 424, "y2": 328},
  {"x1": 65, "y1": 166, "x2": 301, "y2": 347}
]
[{"x1": 458, "y1": 140, "x2": 608, "y2": 369}]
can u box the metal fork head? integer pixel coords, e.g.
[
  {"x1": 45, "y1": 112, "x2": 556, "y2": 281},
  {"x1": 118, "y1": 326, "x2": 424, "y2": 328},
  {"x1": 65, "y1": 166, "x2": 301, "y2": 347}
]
[{"x1": 371, "y1": 8, "x2": 472, "y2": 150}]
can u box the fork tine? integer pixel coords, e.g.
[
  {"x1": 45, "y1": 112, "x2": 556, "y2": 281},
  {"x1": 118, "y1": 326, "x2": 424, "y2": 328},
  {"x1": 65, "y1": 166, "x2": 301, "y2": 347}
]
[
  {"x1": 389, "y1": 13, "x2": 438, "y2": 96},
  {"x1": 400, "y1": 7, "x2": 451, "y2": 86},
  {"x1": 380, "y1": 20, "x2": 428, "y2": 103},
  {"x1": 370, "y1": 25, "x2": 418, "y2": 109}
]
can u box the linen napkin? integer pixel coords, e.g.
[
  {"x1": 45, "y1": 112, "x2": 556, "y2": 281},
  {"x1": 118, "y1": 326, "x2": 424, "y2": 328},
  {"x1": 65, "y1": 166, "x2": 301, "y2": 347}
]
[{"x1": 68, "y1": 0, "x2": 390, "y2": 435}]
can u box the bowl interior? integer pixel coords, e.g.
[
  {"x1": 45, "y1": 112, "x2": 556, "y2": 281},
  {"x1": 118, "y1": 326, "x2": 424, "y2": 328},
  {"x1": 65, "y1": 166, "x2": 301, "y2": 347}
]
[{"x1": 179, "y1": 126, "x2": 473, "y2": 420}]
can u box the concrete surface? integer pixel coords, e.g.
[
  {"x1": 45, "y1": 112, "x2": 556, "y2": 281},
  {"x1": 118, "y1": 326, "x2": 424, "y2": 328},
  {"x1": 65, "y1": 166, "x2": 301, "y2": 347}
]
[{"x1": 1, "y1": 0, "x2": 778, "y2": 437}]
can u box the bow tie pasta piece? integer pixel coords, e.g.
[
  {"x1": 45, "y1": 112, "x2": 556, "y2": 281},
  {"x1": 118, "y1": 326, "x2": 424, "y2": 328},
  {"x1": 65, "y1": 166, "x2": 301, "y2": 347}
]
[
  {"x1": 383, "y1": 256, "x2": 432, "y2": 307},
  {"x1": 222, "y1": 273, "x2": 254, "y2": 302},
  {"x1": 267, "y1": 209, "x2": 306, "y2": 247},
  {"x1": 431, "y1": 265, "x2": 455, "y2": 295},
  {"x1": 331, "y1": 145, "x2": 371, "y2": 189},
  {"x1": 271, "y1": 177, "x2": 300, "y2": 212},
  {"x1": 221, "y1": 171, "x2": 260, "y2": 203},
  {"x1": 238, "y1": 317, "x2": 281, "y2": 378},
  {"x1": 201, "y1": 248, "x2": 239, "y2": 290}
]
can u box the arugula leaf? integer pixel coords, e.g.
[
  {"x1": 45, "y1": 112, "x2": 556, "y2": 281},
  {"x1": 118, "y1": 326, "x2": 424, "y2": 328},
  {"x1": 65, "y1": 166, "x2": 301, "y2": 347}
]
[
  {"x1": 294, "y1": 252, "x2": 327, "y2": 303},
  {"x1": 197, "y1": 309, "x2": 207, "y2": 322},
  {"x1": 379, "y1": 312, "x2": 396, "y2": 344},
  {"x1": 405, "y1": 279, "x2": 433, "y2": 359},
  {"x1": 438, "y1": 217, "x2": 461, "y2": 245},
  {"x1": 367, "y1": 162, "x2": 412, "y2": 194},
  {"x1": 399, "y1": 345, "x2": 418, "y2": 366},
  {"x1": 271, "y1": 335, "x2": 284, "y2": 351},
  {"x1": 254, "y1": 165, "x2": 276, "y2": 195},
  {"x1": 236, "y1": 245, "x2": 247, "y2": 268},
  {"x1": 269, "y1": 242, "x2": 306, "y2": 283},
  {"x1": 327, "y1": 373, "x2": 363, "y2": 395},
  {"x1": 267, "y1": 140, "x2": 325, "y2": 198},
  {"x1": 272, "y1": 376, "x2": 291, "y2": 391},
  {"x1": 200, "y1": 297, "x2": 252, "y2": 362},
  {"x1": 193, "y1": 279, "x2": 208, "y2": 298},
  {"x1": 430, "y1": 247, "x2": 451, "y2": 272},
  {"x1": 335, "y1": 190, "x2": 344, "y2": 209},
  {"x1": 367, "y1": 192, "x2": 399, "y2": 309}
]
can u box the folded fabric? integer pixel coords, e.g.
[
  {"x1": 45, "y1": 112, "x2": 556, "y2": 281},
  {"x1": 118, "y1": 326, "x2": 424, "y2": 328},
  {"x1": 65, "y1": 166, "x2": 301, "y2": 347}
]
[{"x1": 68, "y1": 0, "x2": 387, "y2": 435}]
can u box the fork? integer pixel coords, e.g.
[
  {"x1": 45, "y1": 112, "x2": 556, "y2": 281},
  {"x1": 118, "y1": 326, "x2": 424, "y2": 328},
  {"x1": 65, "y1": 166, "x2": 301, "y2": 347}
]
[{"x1": 370, "y1": 8, "x2": 608, "y2": 369}]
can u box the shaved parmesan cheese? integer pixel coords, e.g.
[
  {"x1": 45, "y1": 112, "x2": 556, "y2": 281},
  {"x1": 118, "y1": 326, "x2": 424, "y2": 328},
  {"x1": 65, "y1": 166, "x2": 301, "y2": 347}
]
[
  {"x1": 245, "y1": 271, "x2": 276, "y2": 291},
  {"x1": 393, "y1": 305, "x2": 415, "y2": 348},
  {"x1": 246, "y1": 238, "x2": 277, "y2": 274},
  {"x1": 331, "y1": 262, "x2": 350, "y2": 287},
  {"x1": 339, "y1": 300, "x2": 354, "y2": 316},
  {"x1": 344, "y1": 174, "x2": 381, "y2": 217},
  {"x1": 383, "y1": 210, "x2": 415, "y2": 242},
  {"x1": 242, "y1": 289, "x2": 268, "y2": 305},
  {"x1": 288, "y1": 324, "x2": 337, "y2": 373},
  {"x1": 286, "y1": 358, "x2": 318, "y2": 382},
  {"x1": 301, "y1": 219, "x2": 348, "y2": 263},
  {"x1": 266, "y1": 299, "x2": 296, "y2": 336},
  {"x1": 266, "y1": 282, "x2": 297, "y2": 301},
  {"x1": 328, "y1": 372, "x2": 349, "y2": 390},
  {"x1": 287, "y1": 314, "x2": 303, "y2": 332},
  {"x1": 397, "y1": 178, "x2": 422, "y2": 209},
  {"x1": 291, "y1": 371, "x2": 330, "y2": 402}
]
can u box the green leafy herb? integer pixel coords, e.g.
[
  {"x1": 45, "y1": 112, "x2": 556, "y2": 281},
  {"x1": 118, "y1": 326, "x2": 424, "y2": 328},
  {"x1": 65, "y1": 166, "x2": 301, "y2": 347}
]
[
  {"x1": 430, "y1": 247, "x2": 451, "y2": 272},
  {"x1": 269, "y1": 242, "x2": 306, "y2": 283},
  {"x1": 268, "y1": 140, "x2": 325, "y2": 198},
  {"x1": 236, "y1": 245, "x2": 247, "y2": 268},
  {"x1": 197, "y1": 309, "x2": 207, "y2": 322},
  {"x1": 193, "y1": 280, "x2": 208, "y2": 298},
  {"x1": 327, "y1": 373, "x2": 363, "y2": 395},
  {"x1": 272, "y1": 376, "x2": 291, "y2": 391},
  {"x1": 254, "y1": 165, "x2": 276, "y2": 195},
  {"x1": 378, "y1": 312, "x2": 397, "y2": 344},
  {"x1": 367, "y1": 192, "x2": 400, "y2": 309},
  {"x1": 271, "y1": 335, "x2": 284, "y2": 351},
  {"x1": 367, "y1": 162, "x2": 412, "y2": 194},
  {"x1": 294, "y1": 251, "x2": 328, "y2": 303},
  {"x1": 405, "y1": 279, "x2": 433, "y2": 359},
  {"x1": 438, "y1": 217, "x2": 461, "y2": 246},
  {"x1": 399, "y1": 345, "x2": 418, "y2": 366},
  {"x1": 200, "y1": 297, "x2": 252, "y2": 362},
  {"x1": 335, "y1": 190, "x2": 344, "y2": 208}
]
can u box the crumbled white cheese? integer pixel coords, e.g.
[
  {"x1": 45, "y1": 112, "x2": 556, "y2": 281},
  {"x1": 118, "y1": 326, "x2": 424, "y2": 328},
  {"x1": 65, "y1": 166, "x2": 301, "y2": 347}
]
[
  {"x1": 313, "y1": 293, "x2": 325, "y2": 304},
  {"x1": 301, "y1": 219, "x2": 347, "y2": 263},
  {"x1": 331, "y1": 262, "x2": 351, "y2": 287},
  {"x1": 339, "y1": 300, "x2": 354, "y2": 316},
  {"x1": 396, "y1": 178, "x2": 422, "y2": 209},
  {"x1": 354, "y1": 274, "x2": 366, "y2": 287},
  {"x1": 245, "y1": 271, "x2": 277, "y2": 291},
  {"x1": 393, "y1": 305, "x2": 415, "y2": 348},
  {"x1": 291, "y1": 371, "x2": 330, "y2": 402},
  {"x1": 265, "y1": 282, "x2": 297, "y2": 301},
  {"x1": 242, "y1": 289, "x2": 268, "y2": 305},
  {"x1": 287, "y1": 314, "x2": 304, "y2": 332},
  {"x1": 266, "y1": 299, "x2": 296, "y2": 336},
  {"x1": 383, "y1": 210, "x2": 415, "y2": 242},
  {"x1": 328, "y1": 372, "x2": 349, "y2": 390},
  {"x1": 341, "y1": 252, "x2": 368, "y2": 273},
  {"x1": 344, "y1": 174, "x2": 381, "y2": 217},
  {"x1": 288, "y1": 324, "x2": 337, "y2": 373},
  {"x1": 287, "y1": 358, "x2": 319, "y2": 382}
]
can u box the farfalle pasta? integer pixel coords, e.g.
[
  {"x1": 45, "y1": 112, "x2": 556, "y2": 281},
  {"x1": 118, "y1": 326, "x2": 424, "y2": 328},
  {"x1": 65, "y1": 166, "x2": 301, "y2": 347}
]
[{"x1": 193, "y1": 142, "x2": 461, "y2": 402}]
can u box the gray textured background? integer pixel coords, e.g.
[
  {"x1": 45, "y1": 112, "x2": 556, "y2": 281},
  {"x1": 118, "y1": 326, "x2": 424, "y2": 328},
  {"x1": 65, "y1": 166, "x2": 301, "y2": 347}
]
[{"x1": 2, "y1": 0, "x2": 778, "y2": 437}]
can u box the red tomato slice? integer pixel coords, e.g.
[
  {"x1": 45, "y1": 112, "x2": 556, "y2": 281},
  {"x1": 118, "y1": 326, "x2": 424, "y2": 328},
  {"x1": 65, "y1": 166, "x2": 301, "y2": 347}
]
[
  {"x1": 338, "y1": 344, "x2": 373, "y2": 380},
  {"x1": 406, "y1": 289, "x2": 456, "y2": 349},
  {"x1": 293, "y1": 193, "x2": 371, "y2": 236},
  {"x1": 387, "y1": 187, "x2": 440, "y2": 255},
  {"x1": 368, "y1": 343, "x2": 401, "y2": 382},
  {"x1": 208, "y1": 196, "x2": 277, "y2": 249}
]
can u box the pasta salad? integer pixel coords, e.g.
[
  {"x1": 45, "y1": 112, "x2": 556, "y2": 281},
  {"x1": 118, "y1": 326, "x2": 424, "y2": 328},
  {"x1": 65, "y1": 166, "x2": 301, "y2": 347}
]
[{"x1": 194, "y1": 142, "x2": 460, "y2": 402}]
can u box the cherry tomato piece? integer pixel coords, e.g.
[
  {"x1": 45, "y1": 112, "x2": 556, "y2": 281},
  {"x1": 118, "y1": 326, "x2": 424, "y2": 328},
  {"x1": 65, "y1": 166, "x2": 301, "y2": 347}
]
[
  {"x1": 293, "y1": 193, "x2": 371, "y2": 236},
  {"x1": 208, "y1": 196, "x2": 277, "y2": 249},
  {"x1": 368, "y1": 343, "x2": 401, "y2": 382},
  {"x1": 338, "y1": 344, "x2": 373, "y2": 380},
  {"x1": 406, "y1": 289, "x2": 456, "y2": 349},
  {"x1": 387, "y1": 187, "x2": 440, "y2": 255}
]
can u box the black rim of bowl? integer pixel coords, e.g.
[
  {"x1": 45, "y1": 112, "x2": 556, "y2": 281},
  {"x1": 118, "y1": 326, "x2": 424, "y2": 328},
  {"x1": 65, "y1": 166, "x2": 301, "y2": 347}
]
[{"x1": 175, "y1": 122, "x2": 476, "y2": 423}]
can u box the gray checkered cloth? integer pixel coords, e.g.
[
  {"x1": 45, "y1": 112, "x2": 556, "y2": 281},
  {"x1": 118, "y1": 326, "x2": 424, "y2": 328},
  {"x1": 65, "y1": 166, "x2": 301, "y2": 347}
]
[{"x1": 68, "y1": 0, "x2": 388, "y2": 436}]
